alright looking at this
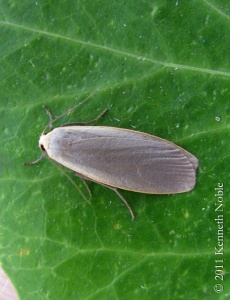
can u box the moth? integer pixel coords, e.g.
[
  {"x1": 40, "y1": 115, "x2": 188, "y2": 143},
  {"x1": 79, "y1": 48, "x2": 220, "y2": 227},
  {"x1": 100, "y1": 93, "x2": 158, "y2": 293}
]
[{"x1": 25, "y1": 95, "x2": 198, "y2": 218}]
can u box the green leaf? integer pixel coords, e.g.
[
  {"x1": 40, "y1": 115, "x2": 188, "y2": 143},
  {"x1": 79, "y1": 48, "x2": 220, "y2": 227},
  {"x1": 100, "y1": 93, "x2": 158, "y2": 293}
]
[{"x1": 1, "y1": 1, "x2": 229, "y2": 299}]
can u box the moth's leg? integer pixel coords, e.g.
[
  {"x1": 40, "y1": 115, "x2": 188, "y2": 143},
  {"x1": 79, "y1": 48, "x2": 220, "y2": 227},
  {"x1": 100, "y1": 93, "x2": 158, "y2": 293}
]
[
  {"x1": 106, "y1": 186, "x2": 135, "y2": 219},
  {"x1": 73, "y1": 172, "x2": 92, "y2": 197},
  {"x1": 41, "y1": 161, "x2": 89, "y2": 203},
  {"x1": 61, "y1": 108, "x2": 108, "y2": 127},
  {"x1": 24, "y1": 153, "x2": 46, "y2": 166},
  {"x1": 73, "y1": 172, "x2": 135, "y2": 219},
  {"x1": 43, "y1": 106, "x2": 54, "y2": 130}
]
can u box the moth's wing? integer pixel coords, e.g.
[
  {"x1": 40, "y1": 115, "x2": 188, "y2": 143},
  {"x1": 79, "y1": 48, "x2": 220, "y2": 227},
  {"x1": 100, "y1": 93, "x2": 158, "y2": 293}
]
[{"x1": 47, "y1": 126, "x2": 198, "y2": 194}]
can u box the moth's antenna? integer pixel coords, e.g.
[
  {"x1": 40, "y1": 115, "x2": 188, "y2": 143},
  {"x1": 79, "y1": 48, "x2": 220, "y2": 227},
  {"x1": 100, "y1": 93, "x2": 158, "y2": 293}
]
[
  {"x1": 55, "y1": 90, "x2": 97, "y2": 122},
  {"x1": 42, "y1": 90, "x2": 98, "y2": 134}
]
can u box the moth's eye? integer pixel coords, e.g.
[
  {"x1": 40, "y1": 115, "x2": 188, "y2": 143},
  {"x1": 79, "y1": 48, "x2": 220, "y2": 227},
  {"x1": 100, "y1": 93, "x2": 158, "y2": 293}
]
[{"x1": 40, "y1": 144, "x2": 46, "y2": 151}]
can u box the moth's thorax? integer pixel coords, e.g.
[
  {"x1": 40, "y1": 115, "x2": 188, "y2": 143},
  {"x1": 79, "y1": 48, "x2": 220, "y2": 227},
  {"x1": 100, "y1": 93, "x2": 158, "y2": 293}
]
[{"x1": 39, "y1": 128, "x2": 75, "y2": 157}]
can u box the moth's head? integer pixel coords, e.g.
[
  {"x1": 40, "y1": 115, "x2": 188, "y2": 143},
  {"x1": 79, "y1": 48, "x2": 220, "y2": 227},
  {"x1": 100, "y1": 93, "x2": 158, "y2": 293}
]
[{"x1": 39, "y1": 133, "x2": 48, "y2": 153}]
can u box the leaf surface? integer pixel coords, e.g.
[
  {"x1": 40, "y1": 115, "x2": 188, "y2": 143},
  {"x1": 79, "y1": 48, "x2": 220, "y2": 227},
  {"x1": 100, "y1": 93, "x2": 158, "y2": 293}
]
[{"x1": 0, "y1": 1, "x2": 229, "y2": 299}]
